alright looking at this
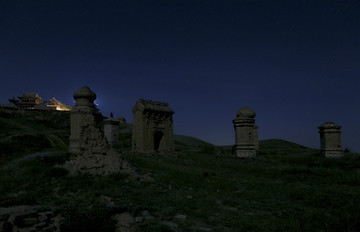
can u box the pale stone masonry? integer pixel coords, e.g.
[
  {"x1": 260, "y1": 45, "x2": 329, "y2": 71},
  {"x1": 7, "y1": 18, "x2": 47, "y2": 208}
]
[
  {"x1": 132, "y1": 98, "x2": 174, "y2": 153},
  {"x1": 104, "y1": 115, "x2": 120, "y2": 146},
  {"x1": 67, "y1": 86, "x2": 132, "y2": 175},
  {"x1": 69, "y1": 86, "x2": 98, "y2": 153},
  {"x1": 318, "y1": 121, "x2": 344, "y2": 158},
  {"x1": 233, "y1": 107, "x2": 256, "y2": 158}
]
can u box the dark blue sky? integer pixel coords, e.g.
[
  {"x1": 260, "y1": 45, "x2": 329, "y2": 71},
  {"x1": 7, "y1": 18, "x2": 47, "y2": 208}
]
[{"x1": 1, "y1": 0, "x2": 359, "y2": 151}]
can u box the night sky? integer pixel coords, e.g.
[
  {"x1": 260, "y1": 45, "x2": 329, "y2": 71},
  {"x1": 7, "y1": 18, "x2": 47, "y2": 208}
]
[{"x1": 1, "y1": 1, "x2": 359, "y2": 151}]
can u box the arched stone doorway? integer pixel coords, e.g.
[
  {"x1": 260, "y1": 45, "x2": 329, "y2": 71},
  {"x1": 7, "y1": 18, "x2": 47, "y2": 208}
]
[
  {"x1": 132, "y1": 98, "x2": 174, "y2": 153},
  {"x1": 154, "y1": 131, "x2": 164, "y2": 151}
]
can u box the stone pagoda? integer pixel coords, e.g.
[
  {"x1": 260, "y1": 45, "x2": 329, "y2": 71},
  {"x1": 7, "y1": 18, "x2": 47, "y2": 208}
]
[
  {"x1": 233, "y1": 107, "x2": 257, "y2": 158},
  {"x1": 104, "y1": 113, "x2": 120, "y2": 147},
  {"x1": 318, "y1": 121, "x2": 344, "y2": 158}
]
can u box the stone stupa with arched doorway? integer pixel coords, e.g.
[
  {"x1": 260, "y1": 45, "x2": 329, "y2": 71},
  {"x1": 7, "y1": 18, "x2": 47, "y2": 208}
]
[{"x1": 132, "y1": 98, "x2": 174, "y2": 153}]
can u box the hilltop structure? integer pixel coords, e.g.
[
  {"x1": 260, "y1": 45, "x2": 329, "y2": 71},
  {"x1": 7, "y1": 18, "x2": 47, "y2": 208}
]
[
  {"x1": 8, "y1": 93, "x2": 45, "y2": 109},
  {"x1": 132, "y1": 98, "x2": 174, "y2": 153},
  {"x1": 233, "y1": 107, "x2": 257, "y2": 158},
  {"x1": 5, "y1": 92, "x2": 71, "y2": 111},
  {"x1": 318, "y1": 122, "x2": 344, "y2": 158},
  {"x1": 48, "y1": 97, "x2": 72, "y2": 111}
]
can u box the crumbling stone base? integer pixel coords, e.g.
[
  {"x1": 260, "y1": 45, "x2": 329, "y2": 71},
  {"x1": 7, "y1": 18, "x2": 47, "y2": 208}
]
[
  {"x1": 66, "y1": 113, "x2": 133, "y2": 175},
  {"x1": 322, "y1": 150, "x2": 344, "y2": 158},
  {"x1": 65, "y1": 114, "x2": 132, "y2": 175},
  {"x1": 67, "y1": 86, "x2": 133, "y2": 175},
  {"x1": 65, "y1": 149, "x2": 132, "y2": 176},
  {"x1": 233, "y1": 147, "x2": 256, "y2": 158}
]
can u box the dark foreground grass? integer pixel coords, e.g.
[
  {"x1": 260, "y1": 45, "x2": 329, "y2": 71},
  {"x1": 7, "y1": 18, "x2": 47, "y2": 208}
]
[
  {"x1": 0, "y1": 115, "x2": 70, "y2": 165},
  {"x1": 0, "y1": 145, "x2": 359, "y2": 231}
]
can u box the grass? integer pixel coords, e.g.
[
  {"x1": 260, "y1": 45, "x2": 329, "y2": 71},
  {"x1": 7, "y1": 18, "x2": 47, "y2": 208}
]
[
  {"x1": 1, "y1": 145, "x2": 359, "y2": 231},
  {"x1": 0, "y1": 112, "x2": 69, "y2": 165},
  {"x1": 0, "y1": 113, "x2": 359, "y2": 231}
]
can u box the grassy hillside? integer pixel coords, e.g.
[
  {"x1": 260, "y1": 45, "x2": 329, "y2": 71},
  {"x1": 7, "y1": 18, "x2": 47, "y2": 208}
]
[
  {"x1": 260, "y1": 139, "x2": 307, "y2": 149},
  {"x1": 0, "y1": 113, "x2": 359, "y2": 231},
  {"x1": 174, "y1": 134, "x2": 214, "y2": 153},
  {"x1": 115, "y1": 124, "x2": 215, "y2": 152},
  {"x1": 0, "y1": 111, "x2": 70, "y2": 165},
  {"x1": 219, "y1": 139, "x2": 310, "y2": 151}
]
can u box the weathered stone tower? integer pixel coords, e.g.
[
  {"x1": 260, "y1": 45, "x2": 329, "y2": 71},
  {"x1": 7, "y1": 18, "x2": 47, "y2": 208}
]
[
  {"x1": 104, "y1": 115, "x2": 120, "y2": 147},
  {"x1": 132, "y1": 98, "x2": 174, "y2": 153},
  {"x1": 233, "y1": 107, "x2": 256, "y2": 158},
  {"x1": 318, "y1": 121, "x2": 344, "y2": 158},
  {"x1": 69, "y1": 86, "x2": 97, "y2": 153},
  {"x1": 67, "y1": 87, "x2": 131, "y2": 175}
]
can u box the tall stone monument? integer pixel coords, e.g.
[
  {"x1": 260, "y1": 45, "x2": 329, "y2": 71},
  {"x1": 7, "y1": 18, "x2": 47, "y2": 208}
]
[
  {"x1": 104, "y1": 114, "x2": 120, "y2": 147},
  {"x1": 67, "y1": 86, "x2": 132, "y2": 175},
  {"x1": 318, "y1": 121, "x2": 344, "y2": 158},
  {"x1": 132, "y1": 98, "x2": 174, "y2": 153},
  {"x1": 233, "y1": 107, "x2": 256, "y2": 158},
  {"x1": 69, "y1": 86, "x2": 97, "y2": 153}
]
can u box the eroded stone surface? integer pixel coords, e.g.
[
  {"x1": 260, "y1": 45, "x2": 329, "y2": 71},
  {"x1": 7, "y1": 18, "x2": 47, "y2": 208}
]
[
  {"x1": 104, "y1": 115, "x2": 120, "y2": 146},
  {"x1": 67, "y1": 86, "x2": 133, "y2": 175},
  {"x1": 112, "y1": 212, "x2": 134, "y2": 232},
  {"x1": 233, "y1": 106, "x2": 257, "y2": 158},
  {"x1": 69, "y1": 86, "x2": 98, "y2": 153},
  {"x1": 318, "y1": 121, "x2": 344, "y2": 158},
  {"x1": 132, "y1": 98, "x2": 174, "y2": 153}
]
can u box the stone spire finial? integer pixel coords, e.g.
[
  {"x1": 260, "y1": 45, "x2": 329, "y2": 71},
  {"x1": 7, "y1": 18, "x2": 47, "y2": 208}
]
[
  {"x1": 236, "y1": 106, "x2": 256, "y2": 118},
  {"x1": 73, "y1": 86, "x2": 96, "y2": 111}
]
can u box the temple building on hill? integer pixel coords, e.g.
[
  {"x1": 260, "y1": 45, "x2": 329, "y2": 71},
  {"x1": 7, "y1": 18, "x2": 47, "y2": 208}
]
[
  {"x1": 48, "y1": 97, "x2": 72, "y2": 111},
  {"x1": 9, "y1": 93, "x2": 45, "y2": 109},
  {"x1": 5, "y1": 92, "x2": 71, "y2": 111}
]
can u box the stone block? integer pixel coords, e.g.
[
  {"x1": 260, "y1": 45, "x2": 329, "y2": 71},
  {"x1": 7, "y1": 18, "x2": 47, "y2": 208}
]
[{"x1": 234, "y1": 149, "x2": 256, "y2": 158}]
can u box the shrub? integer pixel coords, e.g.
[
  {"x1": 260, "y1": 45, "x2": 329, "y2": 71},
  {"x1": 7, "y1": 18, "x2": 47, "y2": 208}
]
[{"x1": 200, "y1": 144, "x2": 215, "y2": 154}]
